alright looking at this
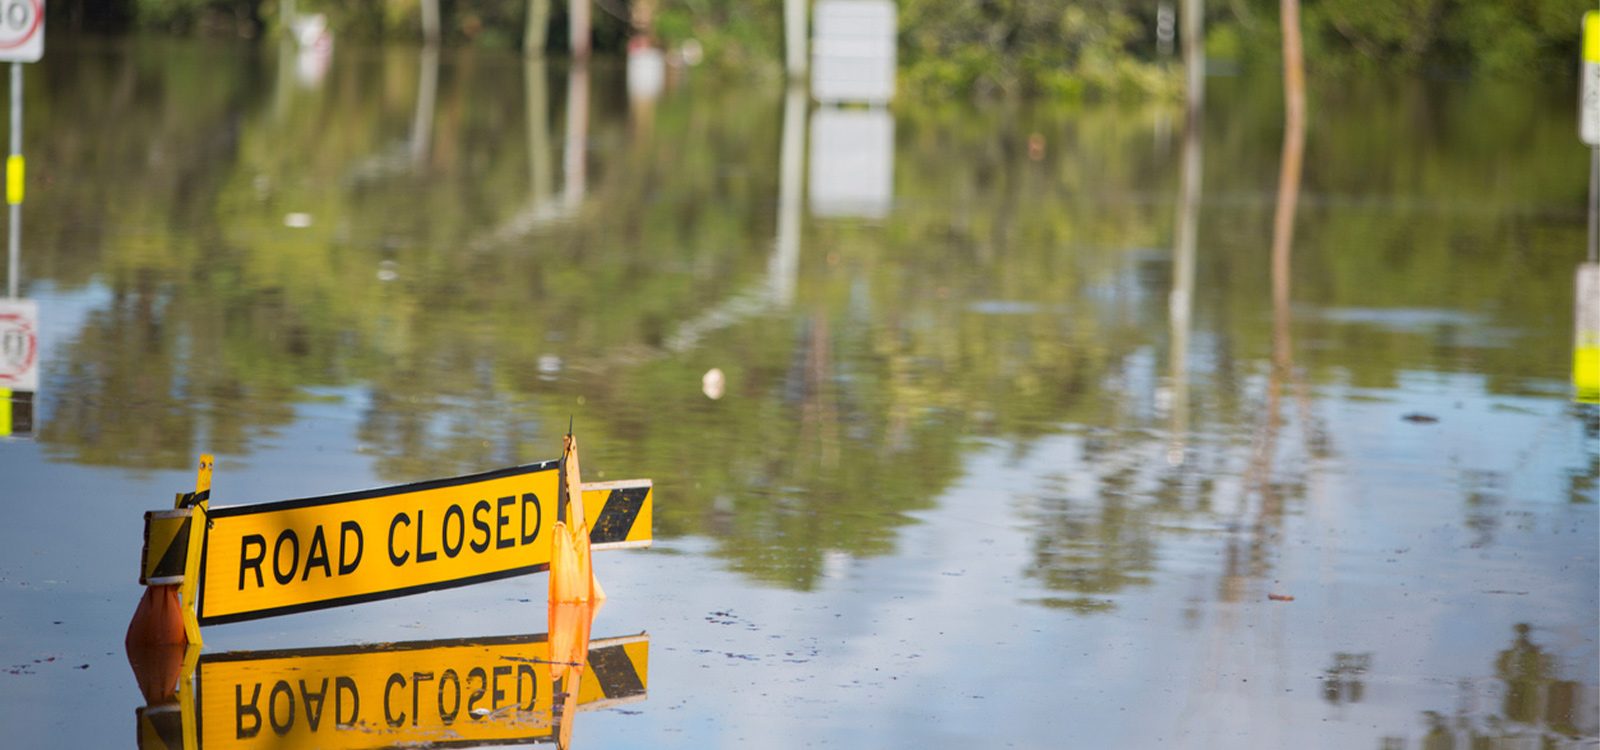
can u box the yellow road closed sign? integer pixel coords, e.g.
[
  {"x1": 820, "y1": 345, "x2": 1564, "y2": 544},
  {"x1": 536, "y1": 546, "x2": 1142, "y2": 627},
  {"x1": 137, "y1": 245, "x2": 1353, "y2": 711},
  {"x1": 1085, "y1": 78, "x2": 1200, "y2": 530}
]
[{"x1": 197, "y1": 462, "x2": 652, "y2": 624}]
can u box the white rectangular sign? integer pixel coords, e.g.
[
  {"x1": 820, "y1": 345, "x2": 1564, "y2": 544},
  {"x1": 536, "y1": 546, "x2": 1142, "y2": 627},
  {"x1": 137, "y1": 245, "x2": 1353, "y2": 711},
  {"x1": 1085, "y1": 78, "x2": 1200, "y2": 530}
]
[
  {"x1": 812, "y1": 0, "x2": 896, "y2": 104},
  {"x1": 0, "y1": 0, "x2": 43, "y2": 64},
  {"x1": 0, "y1": 297, "x2": 37, "y2": 391}
]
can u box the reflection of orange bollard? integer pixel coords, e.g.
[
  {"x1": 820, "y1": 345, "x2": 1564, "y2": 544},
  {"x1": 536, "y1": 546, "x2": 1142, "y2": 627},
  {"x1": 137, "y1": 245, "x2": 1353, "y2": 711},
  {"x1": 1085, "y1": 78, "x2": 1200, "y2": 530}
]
[
  {"x1": 125, "y1": 585, "x2": 188, "y2": 706},
  {"x1": 549, "y1": 599, "x2": 600, "y2": 750},
  {"x1": 124, "y1": 642, "x2": 186, "y2": 705},
  {"x1": 551, "y1": 433, "x2": 606, "y2": 604}
]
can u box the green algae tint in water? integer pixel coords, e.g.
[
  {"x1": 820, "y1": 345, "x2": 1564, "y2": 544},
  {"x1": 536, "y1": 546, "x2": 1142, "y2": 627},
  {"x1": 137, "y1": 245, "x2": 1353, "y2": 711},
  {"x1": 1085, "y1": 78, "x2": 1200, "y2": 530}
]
[{"x1": 0, "y1": 40, "x2": 1594, "y2": 749}]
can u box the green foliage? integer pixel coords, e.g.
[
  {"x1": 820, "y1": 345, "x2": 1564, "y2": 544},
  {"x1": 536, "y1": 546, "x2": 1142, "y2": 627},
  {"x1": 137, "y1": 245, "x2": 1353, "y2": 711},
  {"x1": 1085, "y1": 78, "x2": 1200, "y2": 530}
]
[
  {"x1": 652, "y1": 2, "x2": 783, "y2": 76},
  {"x1": 900, "y1": 0, "x2": 1176, "y2": 99},
  {"x1": 129, "y1": 0, "x2": 260, "y2": 35},
  {"x1": 1215, "y1": 0, "x2": 1593, "y2": 78},
  {"x1": 49, "y1": 0, "x2": 1600, "y2": 96}
]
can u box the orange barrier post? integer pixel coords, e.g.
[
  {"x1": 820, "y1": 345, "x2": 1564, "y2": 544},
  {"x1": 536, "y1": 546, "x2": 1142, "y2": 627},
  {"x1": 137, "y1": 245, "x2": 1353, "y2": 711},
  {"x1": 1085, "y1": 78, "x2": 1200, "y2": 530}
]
[
  {"x1": 126, "y1": 455, "x2": 212, "y2": 651},
  {"x1": 550, "y1": 432, "x2": 605, "y2": 604}
]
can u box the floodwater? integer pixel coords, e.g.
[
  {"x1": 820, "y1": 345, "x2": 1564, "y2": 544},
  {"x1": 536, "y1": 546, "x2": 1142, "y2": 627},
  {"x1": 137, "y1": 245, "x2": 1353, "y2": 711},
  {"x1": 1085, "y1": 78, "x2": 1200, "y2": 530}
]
[{"x1": 0, "y1": 39, "x2": 1596, "y2": 748}]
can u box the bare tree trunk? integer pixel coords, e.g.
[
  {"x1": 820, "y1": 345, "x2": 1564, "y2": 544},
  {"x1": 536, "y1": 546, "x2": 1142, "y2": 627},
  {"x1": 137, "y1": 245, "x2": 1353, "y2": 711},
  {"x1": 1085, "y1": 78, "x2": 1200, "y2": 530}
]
[
  {"x1": 1181, "y1": 0, "x2": 1204, "y2": 113},
  {"x1": 569, "y1": 0, "x2": 591, "y2": 60},
  {"x1": 631, "y1": 0, "x2": 658, "y2": 37},
  {"x1": 526, "y1": 0, "x2": 551, "y2": 56},
  {"x1": 1271, "y1": 0, "x2": 1304, "y2": 322},
  {"x1": 420, "y1": 0, "x2": 441, "y2": 46}
]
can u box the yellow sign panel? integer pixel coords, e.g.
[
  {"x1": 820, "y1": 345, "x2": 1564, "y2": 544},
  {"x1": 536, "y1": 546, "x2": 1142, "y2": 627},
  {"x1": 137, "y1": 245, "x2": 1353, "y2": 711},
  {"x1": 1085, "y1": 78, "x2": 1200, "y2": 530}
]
[
  {"x1": 141, "y1": 510, "x2": 193, "y2": 586},
  {"x1": 1587, "y1": 12, "x2": 1600, "y2": 64},
  {"x1": 198, "y1": 461, "x2": 652, "y2": 624},
  {"x1": 1577, "y1": 263, "x2": 1600, "y2": 404},
  {"x1": 200, "y1": 462, "x2": 560, "y2": 623},
  {"x1": 192, "y1": 633, "x2": 648, "y2": 749}
]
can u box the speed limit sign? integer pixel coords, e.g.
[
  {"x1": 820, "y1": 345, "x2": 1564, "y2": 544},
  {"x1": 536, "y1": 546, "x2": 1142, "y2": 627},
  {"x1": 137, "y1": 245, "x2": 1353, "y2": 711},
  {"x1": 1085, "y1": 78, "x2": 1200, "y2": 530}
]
[{"x1": 0, "y1": 0, "x2": 41, "y2": 64}]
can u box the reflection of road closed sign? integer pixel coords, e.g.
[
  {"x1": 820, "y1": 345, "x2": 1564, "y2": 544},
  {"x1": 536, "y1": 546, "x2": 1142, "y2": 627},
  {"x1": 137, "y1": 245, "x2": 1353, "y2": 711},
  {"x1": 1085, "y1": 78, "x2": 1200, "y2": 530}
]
[
  {"x1": 130, "y1": 632, "x2": 648, "y2": 750},
  {"x1": 0, "y1": 0, "x2": 42, "y2": 63},
  {"x1": 0, "y1": 298, "x2": 37, "y2": 391}
]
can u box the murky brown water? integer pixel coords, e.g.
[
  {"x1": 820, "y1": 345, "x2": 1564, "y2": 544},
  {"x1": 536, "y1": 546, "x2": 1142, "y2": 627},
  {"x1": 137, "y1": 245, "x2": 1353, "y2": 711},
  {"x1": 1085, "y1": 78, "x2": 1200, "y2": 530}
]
[{"x1": 0, "y1": 39, "x2": 1596, "y2": 748}]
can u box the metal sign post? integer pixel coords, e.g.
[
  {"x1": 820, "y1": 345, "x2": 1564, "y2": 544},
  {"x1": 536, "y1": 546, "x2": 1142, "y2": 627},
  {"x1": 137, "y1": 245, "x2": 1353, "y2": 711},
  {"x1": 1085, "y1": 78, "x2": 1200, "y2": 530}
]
[
  {"x1": 0, "y1": 0, "x2": 42, "y2": 299},
  {"x1": 1582, "y1": 14, "x2": 1600, "y2": 268},
  {"x1": 1578, "y1": 14, "x2": 1599, "y2": 403},
  {"x1": 8, "y1": 60, "x2": 20, "y2": 299}
]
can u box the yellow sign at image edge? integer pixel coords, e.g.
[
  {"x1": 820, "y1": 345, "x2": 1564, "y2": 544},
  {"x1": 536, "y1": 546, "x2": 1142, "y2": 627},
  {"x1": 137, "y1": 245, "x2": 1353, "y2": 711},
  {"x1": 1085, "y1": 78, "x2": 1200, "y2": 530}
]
[{"x1": 1587, "y1": 12, "x2": 1600, "y2": 64}]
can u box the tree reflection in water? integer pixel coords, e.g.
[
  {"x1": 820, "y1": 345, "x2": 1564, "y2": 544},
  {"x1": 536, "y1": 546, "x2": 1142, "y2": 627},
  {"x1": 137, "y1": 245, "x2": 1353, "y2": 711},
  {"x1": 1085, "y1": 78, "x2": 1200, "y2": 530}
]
[{"x1": 1379, "y1": 624, "x2": 1595, "y2": 749}]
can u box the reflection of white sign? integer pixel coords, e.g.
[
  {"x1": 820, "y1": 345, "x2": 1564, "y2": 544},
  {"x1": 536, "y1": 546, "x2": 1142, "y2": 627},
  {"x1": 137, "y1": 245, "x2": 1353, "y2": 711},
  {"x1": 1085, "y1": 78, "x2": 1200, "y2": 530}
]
[
  {"x1": 811, "y1": 0, "x2": 896, "y2": 104},
  {"x1": 0, "y1": 298, "x2": 37, "y2": 391},
  {"x1": 1585, "y1": 13, "x2": 1600, "y2": 146},
  {"x1": 0, "y1": 0, "x2": 43, "y2": 64},
  {"x1": 808, "y1": 108, "x2": 893, "y2": 218}
]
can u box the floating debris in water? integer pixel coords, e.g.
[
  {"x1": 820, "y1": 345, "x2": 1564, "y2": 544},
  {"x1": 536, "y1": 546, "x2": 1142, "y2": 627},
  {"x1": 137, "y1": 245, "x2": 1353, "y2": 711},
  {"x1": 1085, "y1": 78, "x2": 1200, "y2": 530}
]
[
  {"x1": 702, "y1": 368, "x2": 725, "y2": 400},
  {"x1": 284, "y1": 212, "x2": 313, "y2": 228},
  {"x1": 1268, "y1": 593, "x2": 1296, "y2": 602},
  {"x1": 538, "y1": 355, "x2": 563, "y2": 381},
  {"x1": 1401, "y1": 413, "x2": 1439, "y2": 424}
]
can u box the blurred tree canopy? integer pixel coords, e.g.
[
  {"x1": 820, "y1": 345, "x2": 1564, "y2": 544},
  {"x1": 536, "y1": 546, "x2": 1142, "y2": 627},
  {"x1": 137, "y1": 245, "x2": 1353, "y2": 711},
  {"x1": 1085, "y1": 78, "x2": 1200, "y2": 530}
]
[{"x1": 42, "y1": 0, "x2": 1597, "y2": 96}]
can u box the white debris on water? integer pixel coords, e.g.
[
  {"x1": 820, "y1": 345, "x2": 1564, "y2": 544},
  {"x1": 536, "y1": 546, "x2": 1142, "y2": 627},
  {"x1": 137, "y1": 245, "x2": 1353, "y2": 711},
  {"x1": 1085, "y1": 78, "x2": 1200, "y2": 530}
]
[{"x1": 702, "y1": 367, "x2": 725, "y2": 400}]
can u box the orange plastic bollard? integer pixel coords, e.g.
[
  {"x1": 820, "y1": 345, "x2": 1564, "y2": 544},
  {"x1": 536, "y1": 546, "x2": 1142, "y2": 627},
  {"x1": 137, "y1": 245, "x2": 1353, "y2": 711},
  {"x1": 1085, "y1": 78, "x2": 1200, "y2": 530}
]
[
  {"x1": 550, "y1": 433, "x2": 606, "y2": 604},
  {"x1": 125, "y1": 585, "x2": 187, "y2": 649}
]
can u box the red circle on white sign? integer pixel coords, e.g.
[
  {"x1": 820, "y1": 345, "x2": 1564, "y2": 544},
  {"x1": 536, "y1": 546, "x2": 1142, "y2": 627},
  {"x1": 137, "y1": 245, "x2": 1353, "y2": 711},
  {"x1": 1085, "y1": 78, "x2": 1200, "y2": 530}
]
[
  {"x1": 0, "y1": 0, "x2": 42, "y2": 50},
  {"x1": 0, "y1": 311, "x2": 37, "y2": 385}
]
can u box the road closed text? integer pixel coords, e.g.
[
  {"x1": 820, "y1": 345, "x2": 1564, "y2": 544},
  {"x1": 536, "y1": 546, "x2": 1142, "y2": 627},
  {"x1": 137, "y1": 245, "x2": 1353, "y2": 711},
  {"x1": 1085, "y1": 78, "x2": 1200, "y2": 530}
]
[
  {"x1": 199, "y1": 464, "x2": 560, "y2": 623},
  {"x1": 198, "y1": 638, "x2": 571, "y2": 749}
]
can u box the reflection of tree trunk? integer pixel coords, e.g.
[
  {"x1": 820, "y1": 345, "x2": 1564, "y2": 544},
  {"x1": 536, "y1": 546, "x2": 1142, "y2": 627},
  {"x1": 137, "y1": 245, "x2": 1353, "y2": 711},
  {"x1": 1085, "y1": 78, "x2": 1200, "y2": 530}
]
[
  {"x1": 802, "y1": 312, "x2": 840, "y2": 469},
  {"x1": 1167, "y1": 94, "x2": 1203, "y2": 467},
  {"x1": 526, "y1": 57, "x2": 553, "y2": 203},
  {"x1": 773, "y1": 84, "x2": 806, "y2": 307},
  {"x1": 563, "y1": 64, "x2": 588, "y2": 211},
  {"x1": 1226, "y1": 0, "x2": 1305, "y2": 595},
  {"x1": 410, "y1": 46, "x2": 439, "y2": 167}
]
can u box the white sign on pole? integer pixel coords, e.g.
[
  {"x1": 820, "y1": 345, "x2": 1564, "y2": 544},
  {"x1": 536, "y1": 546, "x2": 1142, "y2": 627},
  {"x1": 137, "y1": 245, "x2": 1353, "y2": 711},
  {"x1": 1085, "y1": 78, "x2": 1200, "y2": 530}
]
[
  {"x1": 811, "y1": 0, "x2": 896, "y2": 104},
  {"x1": 0, "y1": 0, "x2": 42, "y2": 64},
  {"x1": 0, "y1": 297, "x2": 36, "y2": 391},
  {"x1": 1584, "y1": 12, "x2": 1599, "y2": 146}
]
